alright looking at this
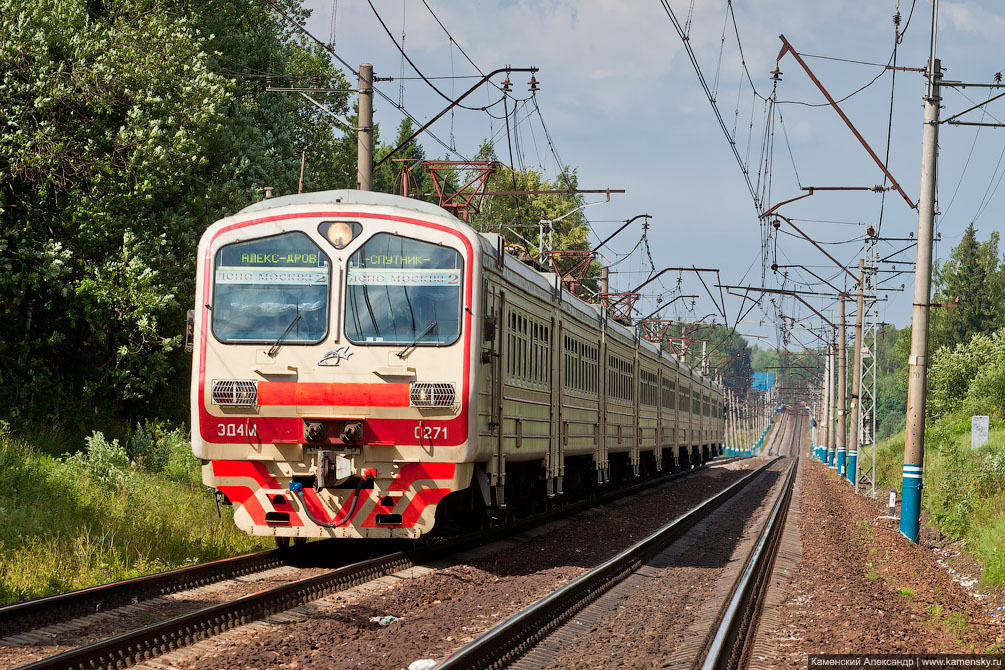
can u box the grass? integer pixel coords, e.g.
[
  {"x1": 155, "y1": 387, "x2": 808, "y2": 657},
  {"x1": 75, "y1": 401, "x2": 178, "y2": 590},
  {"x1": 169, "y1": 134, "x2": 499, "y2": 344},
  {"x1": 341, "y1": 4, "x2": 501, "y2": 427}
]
[
  {"x1": 0, "y1": 425, "x2": 267, "y2": 605},
  {"x1": 874, "y1": 416, "x2": 1005, "y2": 587}
]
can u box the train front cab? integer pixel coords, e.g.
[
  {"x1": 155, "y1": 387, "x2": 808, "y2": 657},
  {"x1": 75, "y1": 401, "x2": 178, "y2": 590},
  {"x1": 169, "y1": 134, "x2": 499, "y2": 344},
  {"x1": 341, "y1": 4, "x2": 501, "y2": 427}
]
[{"x1": 191, "y1": 192, "x2": 481, "y2": 540}]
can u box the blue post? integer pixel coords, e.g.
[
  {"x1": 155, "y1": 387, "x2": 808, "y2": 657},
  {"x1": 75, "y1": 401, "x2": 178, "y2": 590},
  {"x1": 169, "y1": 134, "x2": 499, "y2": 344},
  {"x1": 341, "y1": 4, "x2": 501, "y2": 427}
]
[
  {"x1": 900, "y1": 464, "x2": 923, "y2": 541},
  {"x1": 837, "y1": 445, "x2": 846, "y2": 478},
  {"x1": 828, "y1": 446, "x2": 836, "y2": 467},
  {"x1": 848, "y1": 448, "x2": 857, "y2": 485}
]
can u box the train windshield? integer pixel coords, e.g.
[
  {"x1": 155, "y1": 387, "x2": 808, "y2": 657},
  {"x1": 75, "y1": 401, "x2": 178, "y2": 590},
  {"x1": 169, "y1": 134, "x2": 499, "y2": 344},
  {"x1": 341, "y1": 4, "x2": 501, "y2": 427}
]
[
  {"x1": 212, "y1": 232, "x2": 330, "y2": 343},
  {"x1": 345, "y1": 233, "x2": 463, "y2": 345}
]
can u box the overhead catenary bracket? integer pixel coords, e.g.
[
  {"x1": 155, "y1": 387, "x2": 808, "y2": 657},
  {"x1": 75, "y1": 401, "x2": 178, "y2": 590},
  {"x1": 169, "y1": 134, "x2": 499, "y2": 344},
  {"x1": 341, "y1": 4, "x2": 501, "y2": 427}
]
[{"x1": 776, "y1": 35, "x2": 917, "y2": 210}]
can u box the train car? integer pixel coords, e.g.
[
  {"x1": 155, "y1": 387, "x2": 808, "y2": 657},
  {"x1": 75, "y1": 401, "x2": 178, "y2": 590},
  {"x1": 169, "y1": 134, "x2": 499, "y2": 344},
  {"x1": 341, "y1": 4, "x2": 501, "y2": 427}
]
[{"x1": 191, "y1": 190, "x2": 724, "y2": 542}]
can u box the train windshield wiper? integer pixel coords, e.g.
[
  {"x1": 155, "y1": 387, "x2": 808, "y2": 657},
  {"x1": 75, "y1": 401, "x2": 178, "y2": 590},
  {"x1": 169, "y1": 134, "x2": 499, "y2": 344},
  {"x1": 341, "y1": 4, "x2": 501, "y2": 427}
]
[
  {"x1": 396, "y1": 321, "x2": 437, "y2": 359},
  {"x1": 268, "y1": 309, "x2": 302, "y2": 358}
]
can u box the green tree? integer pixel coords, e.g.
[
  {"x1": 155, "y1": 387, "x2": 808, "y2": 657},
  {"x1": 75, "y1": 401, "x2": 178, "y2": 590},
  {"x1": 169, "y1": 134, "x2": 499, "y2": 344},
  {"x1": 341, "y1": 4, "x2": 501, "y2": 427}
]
[
  {"x1": 468, "y1": 144, "x2": 593, "y2": 276},
  {"x1": 0, "y1": 0, "x2": 352, "y2": 424},
  {"x1": 931, "y1": 223, "x2": 1002, "y2": 351},
  {"x1": 374, "y1": 118, "x2": 436, "y2": 198}
]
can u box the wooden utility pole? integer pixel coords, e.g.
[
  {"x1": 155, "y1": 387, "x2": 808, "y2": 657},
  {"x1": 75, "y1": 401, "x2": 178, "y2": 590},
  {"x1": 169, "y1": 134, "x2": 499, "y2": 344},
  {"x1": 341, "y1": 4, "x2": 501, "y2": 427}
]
[
  {"x1": 356, "y1": 63, "x2": 374, "y2": 191},
  {"x1": 903, "y1": 1, "x2": 941, "y2": 542}
]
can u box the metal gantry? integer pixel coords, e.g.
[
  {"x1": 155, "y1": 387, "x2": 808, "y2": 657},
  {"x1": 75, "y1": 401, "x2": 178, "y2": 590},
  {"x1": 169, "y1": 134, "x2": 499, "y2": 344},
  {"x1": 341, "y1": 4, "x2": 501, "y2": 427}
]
[{"x1": 856, "y1": 237, "x2": 879, "y2": 497}]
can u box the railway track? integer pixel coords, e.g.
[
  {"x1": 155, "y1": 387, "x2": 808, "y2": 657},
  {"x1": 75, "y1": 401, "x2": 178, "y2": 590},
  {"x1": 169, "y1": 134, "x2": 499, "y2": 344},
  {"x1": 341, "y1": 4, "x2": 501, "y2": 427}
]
[
  {"x1": 436, "y1": 415, "x2": 800, "y2": 670},
  {"x1": 0, "y1": 539, "x2": 379, "y2": 639},
  {"x1": 4, "y1": 453, "x2": 748, "y2": 670}
]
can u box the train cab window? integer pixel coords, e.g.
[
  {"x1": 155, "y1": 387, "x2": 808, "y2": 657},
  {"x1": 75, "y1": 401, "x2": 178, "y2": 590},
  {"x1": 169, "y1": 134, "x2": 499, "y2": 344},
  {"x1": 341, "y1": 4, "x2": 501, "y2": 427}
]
[
  {"x1": 212, "y1": 232, "x2": 330, "y2": 344},
  {"x1": 345, "y1": 233, "x2": 463, "y2": 346}
]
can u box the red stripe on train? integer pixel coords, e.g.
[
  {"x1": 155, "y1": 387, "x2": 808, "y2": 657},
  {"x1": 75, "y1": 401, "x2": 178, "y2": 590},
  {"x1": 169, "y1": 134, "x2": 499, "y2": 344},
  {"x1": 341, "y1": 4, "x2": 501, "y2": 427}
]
[
  {"x1": 212, "y1": 460, "x2": 281, "y2": 488},
  {"x1": 257, "y1": 381, "x2": 411, "y2": 407}
]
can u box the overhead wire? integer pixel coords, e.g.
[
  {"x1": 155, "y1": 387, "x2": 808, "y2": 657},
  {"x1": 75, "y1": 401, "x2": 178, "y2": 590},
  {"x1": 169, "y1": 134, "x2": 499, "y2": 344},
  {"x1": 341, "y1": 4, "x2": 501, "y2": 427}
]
[
  {"x1": 777, "y1": 110, "x2": 802, "y2": 189},
  {"x1": 268, "y1": 1, "x2": 471, "y2": 162},
  {"x1": 365, "y1": 0, "x2": 498, "y2": 112},
  {"x1": 658, "y1": 0, "x2": 761, "y2": 209},
  {"x1": 876, "y1": 3, "x2": 905, "y2": 235},
  {"x1": 938, "y1": 86, "x2": 992, "y2": 225}
]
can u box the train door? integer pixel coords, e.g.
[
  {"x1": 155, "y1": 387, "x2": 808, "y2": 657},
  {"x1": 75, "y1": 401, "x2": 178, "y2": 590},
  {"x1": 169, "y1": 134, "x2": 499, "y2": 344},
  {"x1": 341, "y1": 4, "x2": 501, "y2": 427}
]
[
  {"x1": 485, "y1": 286, "x2": 506, "y2": 509},
  {"x1": 551, "y1": 315, "x2": 563, "y2": 497},
  {"x1": 597, "y1": 317, "x2": 609, "y2": 484},
  {"x1": 631, "y1": 347, "x2": 640, "y2": 478}
]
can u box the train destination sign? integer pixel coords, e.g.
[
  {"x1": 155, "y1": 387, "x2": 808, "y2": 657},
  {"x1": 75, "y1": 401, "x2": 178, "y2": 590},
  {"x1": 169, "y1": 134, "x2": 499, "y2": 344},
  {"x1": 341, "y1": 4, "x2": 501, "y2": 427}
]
[
  {"x1": 215, "y1": 267, "x2": 329, "y2": 285},
  {"x1": 361, "y1": 253, "x2": 433, "y2": 267},
  {"x1": 217, "y1": 248, "x2": 324, "y2": 267},
  {"x1": 347, "y1": 268, "x2": 462, "y2": 287}
]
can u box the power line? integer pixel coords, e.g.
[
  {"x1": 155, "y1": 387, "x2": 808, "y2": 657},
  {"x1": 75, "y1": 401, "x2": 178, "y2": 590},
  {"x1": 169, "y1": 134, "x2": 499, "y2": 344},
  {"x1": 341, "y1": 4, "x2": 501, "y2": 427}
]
[
  {"x1": 366, "y1": 0, "x2": 492, "y2": 112},
  {"x1": 268, "y1": 1, "x2": 470, "y2": 161},
  {"x1": 658, "y1": 0, "x2": 761, "y2": 209}
]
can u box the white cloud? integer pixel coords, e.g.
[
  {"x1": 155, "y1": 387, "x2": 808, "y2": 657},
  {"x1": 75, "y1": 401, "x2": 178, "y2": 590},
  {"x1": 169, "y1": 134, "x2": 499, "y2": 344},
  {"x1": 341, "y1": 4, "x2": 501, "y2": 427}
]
[{"x1": 942, "y1": 2, "x2": 1005, "y2": 38}]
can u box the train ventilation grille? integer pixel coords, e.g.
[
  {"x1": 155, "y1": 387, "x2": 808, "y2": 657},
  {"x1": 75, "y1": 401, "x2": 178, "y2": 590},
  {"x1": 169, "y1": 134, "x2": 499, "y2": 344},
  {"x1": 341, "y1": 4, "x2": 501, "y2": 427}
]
[
  {"x1": 410, "y1": 382, "x2": 455, "y2": 408},
  {"x1": 212, "y1": 380, "x2": 258, "y2": 407}
]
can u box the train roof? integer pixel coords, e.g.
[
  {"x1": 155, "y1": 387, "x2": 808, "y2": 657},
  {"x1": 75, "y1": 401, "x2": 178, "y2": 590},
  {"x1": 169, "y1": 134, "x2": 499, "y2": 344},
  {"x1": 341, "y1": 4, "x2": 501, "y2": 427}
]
[
  {"x1": 236, "y1": 189, "x2": 458, "y2": 221},
  {"x1": 475, "y1": 231, "x2": 719, "y2": 390},
  {"x1": 233, "y1": 190, "x2": 720, "y2": 391}
]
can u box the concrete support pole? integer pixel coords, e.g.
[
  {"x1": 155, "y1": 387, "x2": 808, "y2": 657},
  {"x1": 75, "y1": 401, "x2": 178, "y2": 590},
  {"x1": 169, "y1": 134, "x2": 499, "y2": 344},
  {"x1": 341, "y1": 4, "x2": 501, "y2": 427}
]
[
  {"x1": 740, "y1": 396, "x2": 748, "y2": 457},
  {"x1": 837, "y1": 297, "x2": 848, "y2": 477},
  {"x1": 723, "y1": 389, "x2": 730, "y2": 456},
  {"x1": 827, "y1": 341, "x2": 835, "y2": 466},
  {"x1": 728, "y1": 389, "x2": 736, "y2": 456},
  {"x1": 849, "y1": 259, "x2": 866, "y2": 484},
  {"x1": 725, "y1": 390, "x2": 732, "y2": 455},
  {"x1": 356, "y1": 63, "x2": 374, "y2": 191},
  {"x1": 903, "y1": 48, "x2": 942, "y2": 541},
  {"x1": 817, "y1": 370, "x2": 826, "y2": 461}
]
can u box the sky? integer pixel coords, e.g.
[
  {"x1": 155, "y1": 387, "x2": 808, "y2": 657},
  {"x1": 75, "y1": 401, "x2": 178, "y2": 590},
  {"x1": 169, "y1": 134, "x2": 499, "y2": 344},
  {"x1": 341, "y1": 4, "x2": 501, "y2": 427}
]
[{"x1": 300, "y1": 0, "x2": 1005, "y2": 354}]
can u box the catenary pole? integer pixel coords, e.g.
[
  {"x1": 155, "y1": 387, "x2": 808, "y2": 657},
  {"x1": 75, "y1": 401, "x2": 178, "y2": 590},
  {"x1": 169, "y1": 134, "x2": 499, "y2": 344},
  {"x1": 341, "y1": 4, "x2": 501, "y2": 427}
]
[
  {"x1": 903, "y1": 1, "x2": 941, "y2": 542},
  {"x1": 356, "y1": 63, "x2": 374, "y2": 191},
  {"x1": 731, "y1": 389, "x2": 738, "y2": 456},
  {"x1": 837, "y1": 296, "x2": 848, "y2": 477},
  {"x1": 820, "y1": 360, "x2": 828, "y2": 462},
  {"x1": 826, "y1": 339, "x2": 835, "y2": 465},
  {"x1": 849, "y1": 259, "x2": 866, "y2": 484}
]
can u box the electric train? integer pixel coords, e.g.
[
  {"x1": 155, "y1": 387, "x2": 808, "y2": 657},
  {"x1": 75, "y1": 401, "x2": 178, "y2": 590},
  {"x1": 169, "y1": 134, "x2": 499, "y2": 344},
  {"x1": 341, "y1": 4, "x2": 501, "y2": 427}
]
[{"x1": 191, "y1": 190, "x2": 725, "y2": 542}]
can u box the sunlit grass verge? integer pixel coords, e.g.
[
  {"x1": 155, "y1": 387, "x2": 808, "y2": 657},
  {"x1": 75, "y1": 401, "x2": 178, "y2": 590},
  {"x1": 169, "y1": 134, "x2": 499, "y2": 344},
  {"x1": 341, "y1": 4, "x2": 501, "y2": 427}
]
[
  {"x1": 874, "y1": 416, "x2": 1005, "y2": 587},
  {"x1": 0, "y1": 424, "x2": 267, "y2": 605}
]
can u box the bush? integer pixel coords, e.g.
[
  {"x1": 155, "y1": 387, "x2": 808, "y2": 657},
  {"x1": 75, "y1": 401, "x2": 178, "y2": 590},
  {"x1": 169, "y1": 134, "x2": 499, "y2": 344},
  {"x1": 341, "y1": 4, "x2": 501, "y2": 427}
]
[
  {"x1": 928, "y1": 329, "x2": 1005, "y2": 419},
  {"x1": 66, "y1": 431, "x2": 134, "y2": 487},
  {"x1": 129, "y1": 422, "x2": 167, "y2": 472}
]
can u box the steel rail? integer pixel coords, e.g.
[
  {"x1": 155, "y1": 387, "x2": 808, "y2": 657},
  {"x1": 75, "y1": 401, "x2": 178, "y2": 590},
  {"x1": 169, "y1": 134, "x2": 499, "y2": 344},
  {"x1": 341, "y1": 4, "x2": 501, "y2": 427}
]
[
  {"x1": 435, "y1": 458, "x2": 781, "y2": 670},
  {"x1": 17, "y1": 456, "x2": 736, "y2": 670},
  {"x1": 0, "y1": 546, "x2": 292, "y2": 638},
  {"x1": 700, "y1": 458, "x2": 798, "y2": 670}
]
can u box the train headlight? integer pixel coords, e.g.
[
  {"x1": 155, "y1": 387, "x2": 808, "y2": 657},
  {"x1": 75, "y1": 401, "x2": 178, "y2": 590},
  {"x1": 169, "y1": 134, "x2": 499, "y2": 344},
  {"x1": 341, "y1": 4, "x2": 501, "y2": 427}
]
[
  {"x1": 319, "y1": 220, "x2": 361, "y2": 250},
  {"x1": 410, "y1": 383, "x2": 456, "y2": 408}
]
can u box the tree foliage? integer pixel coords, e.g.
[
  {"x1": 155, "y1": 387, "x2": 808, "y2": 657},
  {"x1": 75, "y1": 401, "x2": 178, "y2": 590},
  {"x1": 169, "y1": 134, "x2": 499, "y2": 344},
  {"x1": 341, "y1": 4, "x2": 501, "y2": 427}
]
[
  {"x1": 931, "y1": 223, "x2": 1003, "y2": 351},
  {"x1": 665, "y1": 323, "x2": 752, "y2": 393},
  {"x1": 0, "y1": 0, "x2": 352, "y2": 424},
  {"x1": 928, "y1": 328, "x2": 1005, "y2": 420}
]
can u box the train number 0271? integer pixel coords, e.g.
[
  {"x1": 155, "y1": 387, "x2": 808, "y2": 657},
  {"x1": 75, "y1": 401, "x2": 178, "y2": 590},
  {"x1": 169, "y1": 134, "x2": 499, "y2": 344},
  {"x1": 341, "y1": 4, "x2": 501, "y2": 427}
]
[
  {"x1": 414, "y1": 425, "x2": 447, "y2": 440},
  {"x1": 217, "y1": 422, "x2": 258, "y2": 437}
]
